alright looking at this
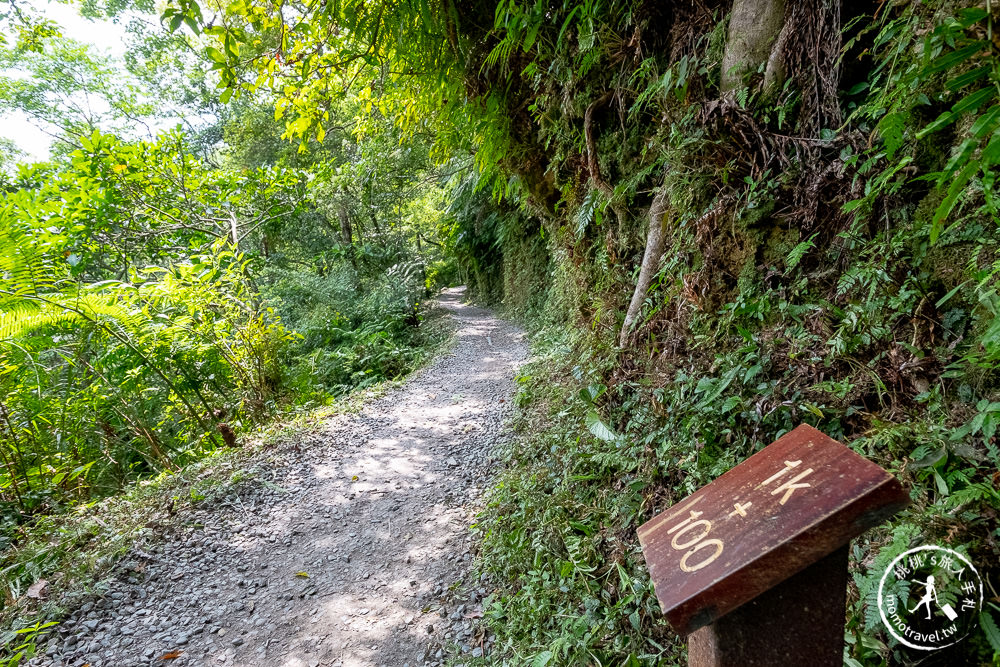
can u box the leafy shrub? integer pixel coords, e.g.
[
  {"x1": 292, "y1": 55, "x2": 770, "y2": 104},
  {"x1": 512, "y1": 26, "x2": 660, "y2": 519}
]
[
  {"x1": 261, "y1": 259, "x2": 430, "y2": 398},
  {"x1": 0, "y1": 222, "x2": 293, "y2": 518}
]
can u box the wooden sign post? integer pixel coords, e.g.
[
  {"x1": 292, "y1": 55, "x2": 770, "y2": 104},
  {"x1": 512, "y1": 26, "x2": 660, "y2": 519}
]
[{"x1": 637, "y1": 424, "x2": 909, "y2": 666}]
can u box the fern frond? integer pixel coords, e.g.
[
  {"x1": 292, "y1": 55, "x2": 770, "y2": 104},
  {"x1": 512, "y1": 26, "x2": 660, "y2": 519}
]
[{"x1": 0, "y1": 293, "x2": 142, "y2": 341}]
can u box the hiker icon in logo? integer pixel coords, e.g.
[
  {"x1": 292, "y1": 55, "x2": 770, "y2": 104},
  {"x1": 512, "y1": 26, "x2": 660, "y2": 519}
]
[
  {"x1": 909, "y1": 574, "x2": 939, "y2": 620},
  {"x1": 877, "y1": 545, "x2": 984, "y2": 651},
  {"x1": 908, "y1": 574, "x2": 960, "y2": 622}
]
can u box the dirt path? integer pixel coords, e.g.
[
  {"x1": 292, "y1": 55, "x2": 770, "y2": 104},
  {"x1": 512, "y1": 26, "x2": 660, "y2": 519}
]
[{"x1": 32, "y1": 288, "x2": 527, "y2": 667}]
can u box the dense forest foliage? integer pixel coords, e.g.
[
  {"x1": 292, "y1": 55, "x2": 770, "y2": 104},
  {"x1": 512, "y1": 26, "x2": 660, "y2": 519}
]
[
  {"x1": 4, "y1": 0, "x2": 1000, "y2": 665},
  {"x1": 0, "y1": 0, "x2": 461, "y2": 644}
]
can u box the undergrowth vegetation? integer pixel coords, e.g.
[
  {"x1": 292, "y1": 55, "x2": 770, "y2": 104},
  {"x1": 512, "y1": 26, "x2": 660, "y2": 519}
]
[
  {"x1": 5, "y1": 0, "x2": 1000, "y2": 664},
  {"x1": 458, "y1": 2, "x2": 1000, "y2": 666},
  {"x1": 0, "y1": 5, "x2": 458, "y2": 651},
  {"x1": 0, "y1": 124, "x2": 451, "y2": 551}
]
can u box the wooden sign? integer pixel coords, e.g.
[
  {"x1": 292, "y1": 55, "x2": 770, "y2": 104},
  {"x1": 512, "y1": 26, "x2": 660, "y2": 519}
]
[{"x1": 637, "y1": 424, "x2": 909, "y2": 636}]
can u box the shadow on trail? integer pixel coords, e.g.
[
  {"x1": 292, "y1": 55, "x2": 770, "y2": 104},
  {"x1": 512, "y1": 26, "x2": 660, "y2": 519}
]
[{"x1": 42, "y1": 287, "x2": 526, "y2": 667}]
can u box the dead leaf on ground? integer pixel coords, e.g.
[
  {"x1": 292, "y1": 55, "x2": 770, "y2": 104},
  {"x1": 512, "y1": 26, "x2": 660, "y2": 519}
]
[
  {"x1": 295, "y1": 571, "x2": 309, "y2": 578},
  {"x1": 160, "y1": 650, "x2": 183, "y2": 660},
  {"x1": 26, "y1": 579, "x2": 48, "y2": 599}
]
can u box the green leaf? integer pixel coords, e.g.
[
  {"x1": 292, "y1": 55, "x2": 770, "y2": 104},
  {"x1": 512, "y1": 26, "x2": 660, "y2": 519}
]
[
  {"x1": 720, "y1": 395, "x2": 741, "y2": 412},
  {"x1": 578, "y1": 383, "x2": 606, "y2": 404},
  {"x1": 956, "y1": 8, "x2": 989, "y2": 28},
  {"x1": 909, "y1": 445, "x2": 947, "y2": 468},
  {"x1": 69, "y1": 461, "x2": 95, "y2": 480},
  {"x1": 557, "y1": 6, "x2": 580, "y2": 49},
  {"x1": 224, "y1": 34, "x2": 240, "y2": 58},
  {"x1": 971, "y1": 104, "x2": 1000, "y2": 138},
  {"x1": 931, "y1": 159, "x2": 979, "y2": 243},
  {"x1": 578, "y1": 16, "x2": 595, "y2": 51},
  {"x1": 417, "y1": 0, "x2": 434, "y2": 30},
  {"x1": 941, "y1": 137, "x2": 980, "y2": 182},
  {"x1": 951, "y1": 86, "x2": 996, "y2": 115},
  {"x1": 922, "y1": 41, "x2": 988, "y2": 75},
  {"x1": 946, "y1": 65, "x2": 991, "y2": 91},
  {"x1": 842, "y1": 198, "x2": 866, "y2": 214},
  {"x1": 980, "y1": 609, "x2": 1000, "y2": 653},
  {"x1": 585, "y1": 409, "x2": 618, "y2": 442},
  {"x1": 785, "y1": 233, "x2": 817, "y2": 270},
  {"x1": 983, "y1": 413, "x2": 997, "y2": 440},
  {"x1": 206, "y1": 46, "x2": 226, "y2": 62},
  {"x1": 933, "y1": 469, "x2": 949, "y2": 495},
  {"x1": 843, "y1": 654, "x2": 864, "y2": 667},
  {"x1": 696, "y1": 367, "x2": 737, "y2": 408},
  {"x1": 935, "y1": 281, "x2": 969, "y2": 308},
  {"x1": 877, "y1": 112, "x2": 905, "y2": 159},
  {"x1": 532, "y1": 651, "x2": 553, "y2": 667},
  {"x1": 982, "y1": 132, "x2": 1000, "y2": 168},
  {"x1": 523, "y1": 17, "x2": 540, "y2": 52},
  {"x1": 184, "y1": 0, "x2": 203, "y2": 22},
  {"x1": 916, "y1": 111, "x2": 956, "y2": 139}
]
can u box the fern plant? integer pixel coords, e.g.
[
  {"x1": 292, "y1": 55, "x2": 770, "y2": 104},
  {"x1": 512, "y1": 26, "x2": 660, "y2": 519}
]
[
  {"x1": 847, "y1": 6, "x2": 1000, "y2": 242},
  {"x1": 0, "y1": 134, "x2": 299, "y2": 524}
]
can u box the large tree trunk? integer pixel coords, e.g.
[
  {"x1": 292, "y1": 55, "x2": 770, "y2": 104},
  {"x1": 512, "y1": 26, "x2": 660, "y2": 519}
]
[
  {"x1": 337, "y1": 191, "x2": 361, "y2": 289},
  {"x1": 338, "y1": 203, "x2": 353, "y2": 248},
  {"x1": 619, "y1": 186, "x2": 670, "y2": 346},
  {"x1": 720, "y1": 0, "x2": 788, "y2": 94}
]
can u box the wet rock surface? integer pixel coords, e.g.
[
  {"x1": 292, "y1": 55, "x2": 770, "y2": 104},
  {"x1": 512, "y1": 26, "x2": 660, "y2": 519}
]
[{"x1": 31, "y1": 288, "x2": 527, "y2": 667}]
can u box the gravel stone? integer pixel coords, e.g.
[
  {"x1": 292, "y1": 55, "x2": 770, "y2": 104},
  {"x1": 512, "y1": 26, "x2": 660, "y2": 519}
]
[{"x1": 28, "y1": 288, "x2": 524, "y2": 667}]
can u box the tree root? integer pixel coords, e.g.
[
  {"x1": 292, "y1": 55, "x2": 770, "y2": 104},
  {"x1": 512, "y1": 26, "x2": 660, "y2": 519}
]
[
  {"x1": 619, "y1": 182, "x2": 670, "y2": 346},
  {"x1": 584, "y1": 92, "x2": 628, "y2": 230}
]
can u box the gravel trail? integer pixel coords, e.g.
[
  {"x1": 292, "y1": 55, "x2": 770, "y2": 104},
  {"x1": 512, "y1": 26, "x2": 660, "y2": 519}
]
[{"x1": 33, "y1": 288, "x2": 527, "y2": 667}]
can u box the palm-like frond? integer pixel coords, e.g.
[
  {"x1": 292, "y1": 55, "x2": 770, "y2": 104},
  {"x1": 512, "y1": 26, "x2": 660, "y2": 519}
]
[
  {"x1": 0, "y1": 207, "x2": 66, "y2": 298},
  {"x1": 0, "y1": 293, "x2": 143, "y2": 341}
]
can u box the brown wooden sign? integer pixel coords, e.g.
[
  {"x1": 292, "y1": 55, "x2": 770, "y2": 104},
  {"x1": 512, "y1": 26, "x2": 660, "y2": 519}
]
[{"x1": 637, "y1": 424, "x2": 909, "y2": 636}]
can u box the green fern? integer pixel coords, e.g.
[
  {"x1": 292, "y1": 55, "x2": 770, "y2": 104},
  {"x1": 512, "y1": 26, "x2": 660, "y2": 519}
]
[
  {"x1": 853, "y1": 523, "x2": 921, "y2": 633},
  {"x1": 851, "y1": 6, "x2": 1000, "y2": 243},
  {"x1": 944, "y1": 482, "x2": 1000, "y2": 508},
  {"x1": 981, "y1": 605, "x2": 1000, "y2": 656}
]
